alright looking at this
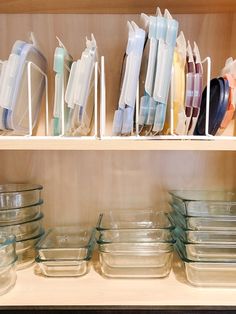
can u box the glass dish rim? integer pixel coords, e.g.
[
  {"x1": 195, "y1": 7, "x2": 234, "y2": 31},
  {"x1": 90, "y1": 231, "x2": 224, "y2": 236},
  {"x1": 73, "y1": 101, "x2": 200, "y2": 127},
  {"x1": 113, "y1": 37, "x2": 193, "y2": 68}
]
[
  {"x1": 16, "y1": 228, "x2": 45, "y2": 243},
  {"x1": 0, "y1": 183, "x2": 43, "y2": 194}
]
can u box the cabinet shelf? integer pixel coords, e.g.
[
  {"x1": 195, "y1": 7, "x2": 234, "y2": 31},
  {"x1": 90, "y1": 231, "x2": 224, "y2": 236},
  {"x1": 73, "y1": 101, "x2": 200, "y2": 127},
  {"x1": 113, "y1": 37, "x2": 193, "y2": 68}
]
[
  {"x1": 0, "y1": 0, "x2": 236, "y2": 14},
  {"x1": 0, "y1": 137, "x2": 236, "y2": 151},
  {"x1": 1, "y1": 265, "x2": 236, "y2": 307}
]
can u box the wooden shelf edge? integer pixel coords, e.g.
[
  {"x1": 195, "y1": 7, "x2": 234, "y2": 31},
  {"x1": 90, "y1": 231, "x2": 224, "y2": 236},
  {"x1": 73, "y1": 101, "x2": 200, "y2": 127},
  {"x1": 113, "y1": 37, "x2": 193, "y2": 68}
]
[
  {"x1": 0, "y1": 138, "x2": 236, "y2": 151},
  {"x1": 0, "y1": 0, "x2": 236, "y2": 14}
]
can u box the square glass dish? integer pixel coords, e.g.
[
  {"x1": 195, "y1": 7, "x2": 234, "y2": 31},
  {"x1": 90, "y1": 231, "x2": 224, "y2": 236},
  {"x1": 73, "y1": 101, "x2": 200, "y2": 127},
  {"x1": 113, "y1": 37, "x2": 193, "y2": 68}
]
[
  {"x1": 175, "y1": 245, "x2": 236, "y2": 287},
  {"x1": 169, "y1": 190, "x2": 236, "y2": 217},
  {"x1": 0, "y1": 213, "x2": 44, "y2": 241},
  {"x1": 169, "y1": 208, "x2": 236, "y2": 231},
  {"x1": 0, "y1": 201, "x2": 42, "y2": 225},
  {"x1": 0, "y1": 184, "x2": 43, "y2": 209},
  {"x1": 97, "y1": 210, "x2": 173, "y2": 231},
  {"x1": 36, "y1": 227, "x2": 95, "y2": 277},
  {"x1": 98, "y1": 242, "x2": 173, "y2": 278}
]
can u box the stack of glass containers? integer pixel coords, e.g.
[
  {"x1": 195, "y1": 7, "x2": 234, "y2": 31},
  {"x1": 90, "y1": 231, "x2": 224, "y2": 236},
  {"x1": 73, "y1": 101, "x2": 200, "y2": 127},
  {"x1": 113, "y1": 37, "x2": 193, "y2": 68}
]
[
  {"x1": 96, "y1": 210, "x2": 175, "y2": 278},
  {"x1": 0, "y1": 184, "x2": 44, "y2": 269},
  {"x1": 36, "y1": 227, "x2": 96, "y2": 277},
  {"x1": 0, "y1": 234, "x2": 17, "y2": 295},
  {"x1": 169, "y1": 190, "x2": 236, "y2": 287}
]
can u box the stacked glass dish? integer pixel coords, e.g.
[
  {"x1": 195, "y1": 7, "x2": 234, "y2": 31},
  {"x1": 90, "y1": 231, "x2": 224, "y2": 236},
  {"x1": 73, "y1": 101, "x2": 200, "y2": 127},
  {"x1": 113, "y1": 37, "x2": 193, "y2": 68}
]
[
  {"x1": 0, "y1": 184, "x2": 44, "y2": 269},
  {"x1": 36, "y1": 227, "x2": 96, "y2": 277},
  {"x1": 0, "y1": 234, "x2": 17, "y2": 295},
  {"x1": 96, "y1": 210, "x2": 175, "y2": 278},
  {"x1": 169, "y1": 190, "x2": 236, "y2": 287}
]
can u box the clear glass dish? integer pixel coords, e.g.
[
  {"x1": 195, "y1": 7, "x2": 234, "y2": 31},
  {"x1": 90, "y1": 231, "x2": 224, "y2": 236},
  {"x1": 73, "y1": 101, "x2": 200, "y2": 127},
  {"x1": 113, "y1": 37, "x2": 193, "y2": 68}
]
[
  {"x1": 97, "y1": 229, "x2": 173, "y2": 244},
  {"x1": 36, "y1": 258, "x2": 91, "y2": 277},
  {"x1": 36, "y1": 227, "x2": 95, "y2": 277},
  {"x1": 98, "y1": 242, "x2": 173, "y2": 278},
  {"x1": 97, "y1": 210, "x2": 173, "y2": 231},
  {"x1": 0, "y1": 213, "x2": 44, "y2": 241},
  {"x1": 176, "y1": 239, "x2": 236, "y2": 262},
  {"x1": 173, "y1": 226, "x2": 236, "y2": 244},
  {"x1": 0, "y1": 184, "x2": 42, "y2": 209},
  {"x1": 175, "y1": 245, "x2": 236, "y2": 287},
  {"x1": 16, "y1": 229, "x2": 45, "y2": 270},
  {"x1": 0, "y1": 200, "x2": 43, "y2": 225},
  {"x1": 169, "y1": 208, "x2": 236, "y2": 231},
  {"x1": 0, "y1": 234, "x2": 17, "y2": 267},
  {"x1": 0, "y1": 259, "x2": 17, "y2": 296},
  {"x1": 169, "y1": 190, "x2": 236, "y2": 217}
]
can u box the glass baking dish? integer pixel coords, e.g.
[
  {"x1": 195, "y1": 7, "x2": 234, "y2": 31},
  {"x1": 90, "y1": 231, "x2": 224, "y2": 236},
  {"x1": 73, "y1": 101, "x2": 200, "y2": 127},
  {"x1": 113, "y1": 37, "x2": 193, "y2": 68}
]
[
  {"x1": 175, "y1": 245, "x2": 236, "y2": 287},
  {"x1": 16, "y1": 229, "x2": 45, "y2": 270},
  {"x1": 0, "y1": 184, "x2": 43, "y2": 209},
  {"x1": 0, "y1": 258, "x2": 17, "y2": 296},
  {"x1": 173, "y1": 225, "x2": 236, "y2": 244},
  {"x1": 98, "y1": 242, "x2": 173, "y2": 278},
  {"x1": 98, "y1": 228, "x2": 173, "y2": 244},
  {"x1": 97, "y1": 210, "x2": 173, "y2": 231},
  {"x1": 169, "y1": 207, "x2": 236, "y2": 231},
  {"x1": 0, "y1": 212, "x2": 44, "y2": 241},
  {"x1": 0, "y1": 234, "x2": 17, "y2": 267},
  {"x1": 36, "y1": 227, "x2": 95, "y2": 277},
  {"x1": 0, "y1": 200, "x2": 43, "y2": 225},
  {"x1": 169, "y1": 190, "x2": 236, "y2": 217},
  {"x1": 176, "y1": 239, "x2": 236, "y2": 262}
]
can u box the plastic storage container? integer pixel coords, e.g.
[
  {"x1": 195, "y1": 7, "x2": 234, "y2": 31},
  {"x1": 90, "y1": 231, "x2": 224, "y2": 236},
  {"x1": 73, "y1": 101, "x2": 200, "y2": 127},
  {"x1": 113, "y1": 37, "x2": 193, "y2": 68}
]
[
  {"x1": 0, "y1": 184, "x2": 42, "y2": 209},
  {"x1": 98, "y1": 242, "x2": 173, "y2": 278},
  {"x1": 0, "y1": 201, "x2": 42, "y2": 225},
  {"x1": 36, "y1": 227, "x2": 95, "y2": 277},
  {"x1": 0, "y1": 213, "x2": 44, "y2": 241},
  {"x1": 169, "y1": 190, "x2": 236, "y2": 217}
]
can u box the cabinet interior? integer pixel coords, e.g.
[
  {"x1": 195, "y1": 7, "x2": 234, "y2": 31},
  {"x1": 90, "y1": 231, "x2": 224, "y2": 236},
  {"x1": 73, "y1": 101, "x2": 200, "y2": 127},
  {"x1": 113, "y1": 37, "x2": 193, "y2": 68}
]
[{"x1": 0, "y1": 13, "x2": 235, "y2": 136}]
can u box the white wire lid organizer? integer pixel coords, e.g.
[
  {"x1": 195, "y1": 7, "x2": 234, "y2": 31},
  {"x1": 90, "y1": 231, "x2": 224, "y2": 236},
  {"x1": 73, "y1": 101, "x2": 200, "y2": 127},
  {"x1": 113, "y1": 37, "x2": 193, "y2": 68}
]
[
  {"x1": 0, "y1": 58, "x2": 99, "y2": 140},
  {"x1": 100, "y1": 55, "x2": 236, "y2": 141}
]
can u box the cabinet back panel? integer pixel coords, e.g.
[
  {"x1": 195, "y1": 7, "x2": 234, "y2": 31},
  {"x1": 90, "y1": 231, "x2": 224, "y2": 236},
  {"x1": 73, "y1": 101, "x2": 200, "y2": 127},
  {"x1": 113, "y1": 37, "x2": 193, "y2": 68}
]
[{"x1": 0, "y1": 151, "x2": 234, "y2": 227}]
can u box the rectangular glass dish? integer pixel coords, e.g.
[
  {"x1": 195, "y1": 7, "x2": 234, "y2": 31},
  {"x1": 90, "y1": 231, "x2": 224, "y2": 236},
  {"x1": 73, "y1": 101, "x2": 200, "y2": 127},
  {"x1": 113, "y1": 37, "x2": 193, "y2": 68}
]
[
  {"x1": 173, "y1": 226, "x2": 236, "y2": 244},
  {"x1": 36, "y1": 227, "x2": 95, "y2": 277},
  {"x1": 176, "y1": 239, "x2": 236, "y2": 262},
  {"x1": 97, "y1": 210, "x2": 173, "y2": 231},
  {"x1": 98, "y1": 242, "x2": 173, "y2": 278},
  {"x1": 98, "y1": 228, "x2": 173, "y2": 244},
  {"x1": 175, "y1": 245, "x2": 236, "y2": 287},
  {"x1": 0, "y1": 184, "x2": 42, "y2": 209},
  {"x1": 169, "y1": 190, "x2": 236, "y2": 217},
  {"x1": 169, "y1": 208, "x2": 236, "y2": 231}
]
